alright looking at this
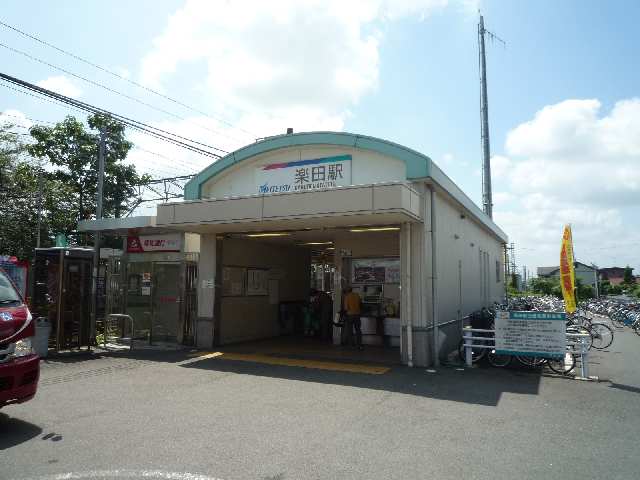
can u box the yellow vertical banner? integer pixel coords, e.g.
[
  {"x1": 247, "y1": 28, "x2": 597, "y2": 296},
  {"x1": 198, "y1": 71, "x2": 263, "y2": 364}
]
[{"x1": 560, "y1": 225, "x2": 576, "y2": 313}]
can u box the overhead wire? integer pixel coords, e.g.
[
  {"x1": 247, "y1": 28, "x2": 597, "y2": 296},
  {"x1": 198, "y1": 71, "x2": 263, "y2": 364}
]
[
  {"x1": 3, "y1": 117, "x2": 205, "y2": 174},
  {"x1": 0, "y1": 18, "x2": 257, "y2": 139},
  {"x1": 0, "y1": 41, "x2": 241, "y2": 149},
  {"x1": 0, "y1": 72, "x2": 225, "y2": 159}
]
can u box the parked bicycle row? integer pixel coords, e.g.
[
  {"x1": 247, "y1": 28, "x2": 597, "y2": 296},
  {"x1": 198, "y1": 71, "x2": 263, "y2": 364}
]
[
  {"x1": 457, "y1": 296, "x2": 615, "y2": 376},
  {"x1": 580, "y1": 297, "x2": 640, "y2": 335}
]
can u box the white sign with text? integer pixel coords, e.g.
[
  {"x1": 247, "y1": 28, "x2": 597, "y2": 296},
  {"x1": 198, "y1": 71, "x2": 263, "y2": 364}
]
[
  {"x1": 256, "y1": 154, "x2": 352, "y2": 194},
  {"x1": 495, "y1": 311, "x2": 567, "y2": 358}
]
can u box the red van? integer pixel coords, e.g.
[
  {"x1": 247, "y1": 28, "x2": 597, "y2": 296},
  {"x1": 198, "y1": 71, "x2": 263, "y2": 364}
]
[{"x1": 0, "y1": 267, "x2": 39, "y2": 408}]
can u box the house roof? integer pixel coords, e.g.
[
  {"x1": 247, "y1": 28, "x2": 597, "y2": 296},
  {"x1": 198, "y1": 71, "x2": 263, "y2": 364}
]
[
  {"x1": 537, "y1": 266, "x2": 558, "y2": 276},
  {"x1": 537, "y1": 262, "x2": 595, "y2": 277}
]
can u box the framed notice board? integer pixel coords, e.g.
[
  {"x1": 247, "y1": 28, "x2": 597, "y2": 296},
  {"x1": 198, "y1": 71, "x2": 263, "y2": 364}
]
[
  {"x1": 222, "y1": 266, "x2": 246, "y2": 296},
  {"x1": 247, "y1": 268, "x2": 269, "y2": 296}
]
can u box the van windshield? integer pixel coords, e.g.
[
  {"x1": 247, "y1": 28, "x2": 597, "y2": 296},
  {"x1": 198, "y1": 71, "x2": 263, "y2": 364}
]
[{"x1": 0, "y1": 270, "x2": 21, "y2": 304}]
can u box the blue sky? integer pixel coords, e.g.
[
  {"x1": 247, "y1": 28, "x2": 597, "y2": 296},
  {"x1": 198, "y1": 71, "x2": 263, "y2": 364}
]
[{"x1": 1, "y1": 0, "x2": 639, "y2": 274}]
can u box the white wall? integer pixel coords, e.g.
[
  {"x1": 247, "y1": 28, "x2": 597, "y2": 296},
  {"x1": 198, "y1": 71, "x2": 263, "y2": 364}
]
[
  {"x1": 201, "y1": 145, "x2": 406, "y2": 199},
  {"x1": 219, "y1": 238, "x2": 310, "y2": 344},
  {"x1": 431, "y1": 189, "x2": 505, "y2": 325}
]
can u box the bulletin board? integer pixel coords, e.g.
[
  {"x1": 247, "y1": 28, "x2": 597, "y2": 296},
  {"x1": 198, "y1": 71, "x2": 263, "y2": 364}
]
[
  {"x1": 222, "y1": 266, "x2": 246, "y2": 296},
  {"x1": 247, "y1": 268, "x2": 269, "y2": 296},
  {"x1": 352, "y1": 258, "x2": 400, "y2": 284}
]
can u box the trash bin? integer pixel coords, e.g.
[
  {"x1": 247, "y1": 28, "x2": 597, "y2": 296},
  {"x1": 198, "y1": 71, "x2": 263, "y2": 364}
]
[{"x1": 34, "y1": 317, "x2": 50, "y2": 357}]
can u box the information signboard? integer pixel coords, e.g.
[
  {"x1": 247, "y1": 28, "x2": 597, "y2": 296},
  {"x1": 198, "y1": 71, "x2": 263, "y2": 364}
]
[
  {"x1": 495, "y1": 311, "x2": 566, "y2": 358},
  {"x1": 352, "y1": 258, "x2": 400, "y2": 284}
]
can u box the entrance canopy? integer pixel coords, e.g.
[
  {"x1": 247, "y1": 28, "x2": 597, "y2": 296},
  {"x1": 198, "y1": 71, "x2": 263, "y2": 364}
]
[{"x1": 156, "y1": 182, "x2": 421, "y2": 233}]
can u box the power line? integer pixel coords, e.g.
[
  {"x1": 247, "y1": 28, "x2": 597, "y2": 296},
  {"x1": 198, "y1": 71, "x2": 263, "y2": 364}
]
[
  {"x1": 0, "y1": 18, "x2": 256, "y2": 138},
  {"x1": 0, "y1": 72, "x2": 225, "y2": 159},
  {"x1": 2, "y1": 112, "x2": 207, "y2": 171},
  {"x1": 0, "y1": 41, "x2": 241, "y2": 147}
]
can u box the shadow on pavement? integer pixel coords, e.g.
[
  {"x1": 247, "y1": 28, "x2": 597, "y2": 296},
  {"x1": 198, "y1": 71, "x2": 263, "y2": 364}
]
[
  {"x1": 180, "y1": 356, "x2": 542, "y2": 407},
  {"x1": 608, "y1": 383, "x2": 640, "y2": 395},
  {"x1": 0, "y1": 413, "x2": 42, "y2": 450}
]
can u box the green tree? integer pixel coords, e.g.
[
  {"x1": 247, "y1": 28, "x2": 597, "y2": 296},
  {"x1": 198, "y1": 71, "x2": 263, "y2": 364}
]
[
  {"x1": 530, "y1": 277, "x2": 557, "y2": 295},
  {"x1": 575, "y1": 278, "x2": 594, "y2": 300},
  {"x1": 28, "y1": 114, "x2": 149, "y2": 223},
  {"x1": 622, "y1": 265, "x2": 634, "y2": 286},
  {"x1": 0, "y1": 123, "x2": 76, "y2": 260},
  {"x1": 609, "y1": 284, "x2": 623, "y2": 295}
]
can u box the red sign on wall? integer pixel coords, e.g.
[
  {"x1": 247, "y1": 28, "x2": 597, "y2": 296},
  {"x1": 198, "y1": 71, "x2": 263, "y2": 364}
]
[{"x1": 127, "y1": 234, "x2": 181, "y2": 253}]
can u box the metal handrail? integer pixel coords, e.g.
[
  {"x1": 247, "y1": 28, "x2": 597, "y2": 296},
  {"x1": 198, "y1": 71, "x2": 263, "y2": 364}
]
[{"x1": 104, "y1": 314, "x2": 135, "y2": 351}]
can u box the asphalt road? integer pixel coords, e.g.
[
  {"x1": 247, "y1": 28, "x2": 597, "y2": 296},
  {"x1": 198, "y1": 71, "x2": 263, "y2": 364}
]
[{"x1": 2, "y1": 329, "x2": 640, "y2": 480}]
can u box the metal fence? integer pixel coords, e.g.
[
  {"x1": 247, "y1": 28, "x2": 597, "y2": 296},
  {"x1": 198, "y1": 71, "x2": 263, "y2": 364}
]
[{"x1": 461, "y1": 326, "x2": 592, "y2": 378}]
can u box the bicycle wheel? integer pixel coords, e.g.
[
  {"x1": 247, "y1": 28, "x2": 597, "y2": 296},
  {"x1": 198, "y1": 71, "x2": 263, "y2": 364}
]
[
  {"x1": 589, "y1": 323, "x2": 614, "y2": 349},
  {"x1": 515, "y1": 355, "x2": 546, "y2": 367},
  {"x1": 567, "y1": 325, "x2": 593, "y2": 351},
  {"x1": 487, "y1": 350, "x2": 512, "y2": 368},
  {"x1": 547, "y1": 352, "x2": 576, "y2": 375},
  {"x1": 458, "y1": 338, "x2": 488, "y2": 363}
]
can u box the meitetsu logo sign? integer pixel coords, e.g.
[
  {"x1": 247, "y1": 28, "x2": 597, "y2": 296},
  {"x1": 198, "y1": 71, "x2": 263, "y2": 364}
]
[{"x1": 256, "y1": 154, "x2": 352, "y2": 194}]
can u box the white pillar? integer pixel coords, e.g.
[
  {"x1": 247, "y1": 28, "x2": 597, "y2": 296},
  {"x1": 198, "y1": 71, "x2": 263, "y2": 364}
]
[{"x1": 196, "y1": 233, "x2": 217, "y2": 348}]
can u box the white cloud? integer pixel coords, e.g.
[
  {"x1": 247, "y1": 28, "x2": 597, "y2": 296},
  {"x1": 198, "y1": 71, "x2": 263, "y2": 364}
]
[
  {"x1": 36, "y1": 75, "x2": 83, "y2": 99},
  {"x1": 490, "y1": 154, "x2": 511, "y2": 178},
  {"x1": 0, "y1": 109, "x2": 32, "y2": 130},
  {"x1": 495, "y1": 98, "x2": 640, "y2": 271},
  {"x1": 139, "y1": 0, "x2": 451, "y2": 139}
]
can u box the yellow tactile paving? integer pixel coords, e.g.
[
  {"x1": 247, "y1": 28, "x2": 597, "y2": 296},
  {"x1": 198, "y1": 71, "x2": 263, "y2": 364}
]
[{"x1": 190, "y1": 351, "x2": 390, "y2": 375}]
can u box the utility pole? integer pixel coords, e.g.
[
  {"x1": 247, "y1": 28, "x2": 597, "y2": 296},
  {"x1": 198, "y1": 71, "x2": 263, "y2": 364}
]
[
  {"x1": 592, "y1": 263, "x2": 599, "y2": 298},
  {"x1": 36, "y1": 166, "x2": 43, "y2": 248},
  {"x1": 91, "y1": 127, "x2": 106, "y2": 344},
  {"x1": 478, "y1": 14, "x2": 503, "y2": 219}
]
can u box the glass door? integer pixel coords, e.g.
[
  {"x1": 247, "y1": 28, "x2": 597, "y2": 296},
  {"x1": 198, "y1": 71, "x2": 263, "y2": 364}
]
[
  {"x1": 125, "y1": 261, "x2": 153, "y2": 342},
  {"x1": 151, "y1": 262, "x2": 181, "y2": 343}
]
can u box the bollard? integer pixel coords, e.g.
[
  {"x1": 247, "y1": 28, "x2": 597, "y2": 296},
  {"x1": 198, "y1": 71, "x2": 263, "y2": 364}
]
[
  {"x1": 464, "y1": 327, "x2": 472, "y2": 367},
  {"x1": 580, "y1": 335, "x2": 589, "y2": 378}
]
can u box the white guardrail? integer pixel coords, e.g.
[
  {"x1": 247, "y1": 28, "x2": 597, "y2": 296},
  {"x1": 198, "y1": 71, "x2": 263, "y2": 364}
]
[{"x1": 462, "y1": 326, "x2": 592, "y2": 378}]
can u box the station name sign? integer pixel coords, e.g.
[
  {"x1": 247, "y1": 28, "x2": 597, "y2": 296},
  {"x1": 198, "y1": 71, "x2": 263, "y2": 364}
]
[{"x1": 256, "y1": 154, "x2": 352, "y2": 194}]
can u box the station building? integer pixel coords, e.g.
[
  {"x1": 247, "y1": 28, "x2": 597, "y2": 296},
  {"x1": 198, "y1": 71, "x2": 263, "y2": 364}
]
[{"x1": 80, "y1": 131, "x2": 507, "y2": 367}]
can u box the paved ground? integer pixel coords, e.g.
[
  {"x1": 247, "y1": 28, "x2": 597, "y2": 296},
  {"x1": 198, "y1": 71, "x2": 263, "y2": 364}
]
[{"x1": 2, "y1": 328, "x2": 640, "y2": 480}]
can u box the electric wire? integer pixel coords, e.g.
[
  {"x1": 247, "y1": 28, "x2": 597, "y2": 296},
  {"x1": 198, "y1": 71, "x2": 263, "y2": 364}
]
[
  {"x1": 0, "y1": 72, "x2": 225, "y2": 158},
  {"x1": 0, "y1": 43, "x2": 236, "y2": 150},
  {"x1": 0, "y1": 18, "x2": 256, "y2": 138}
]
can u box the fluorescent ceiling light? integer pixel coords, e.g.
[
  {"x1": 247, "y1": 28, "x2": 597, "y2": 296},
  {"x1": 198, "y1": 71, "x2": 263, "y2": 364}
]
[
  {"x1": 245, "y1": 232, "x2": 291, "y2": 238},
  {"x1": 299, "y1": 241, "x2": 333, "y2": 245},
  {"x1": 349, "y1": 227, "x2": 400, "y2": 233},
  {"x1": 326, "y1": 247, "x2": 335, "y2": 250}
]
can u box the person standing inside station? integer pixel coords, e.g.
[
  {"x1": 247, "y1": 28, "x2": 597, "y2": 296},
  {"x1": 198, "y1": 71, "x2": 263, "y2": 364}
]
[{"x1": 343, "y1": 287, "x2": 363, "y2": 350}]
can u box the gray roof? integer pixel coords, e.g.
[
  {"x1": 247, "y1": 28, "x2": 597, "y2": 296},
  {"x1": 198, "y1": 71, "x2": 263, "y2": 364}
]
[
  {"x1": 537, "y1": 266, "x2": 558, "y2": 276},
  {"x1": 537, "y1": 262, "x2": 595, "y2": 277}
]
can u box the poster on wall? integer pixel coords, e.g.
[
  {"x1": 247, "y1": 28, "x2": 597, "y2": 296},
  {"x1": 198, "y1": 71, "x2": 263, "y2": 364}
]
[
  {"x1": 247, "y1": 269, "x2": 269, "y2": 296},
  {"x1": 352, "y1": 258, "x2": 400, "y2": 284},
  {"x1": 222, "y1": 266, "x2": 246, "y2": 296},
  {"x1": 255, "y1": 154, "x2": 352, "y2": 195}
]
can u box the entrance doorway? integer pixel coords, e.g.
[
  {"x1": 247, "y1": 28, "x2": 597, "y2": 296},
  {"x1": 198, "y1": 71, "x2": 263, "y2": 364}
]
[
  {"x1": 215, "y1": 226, "x2": 401, "y2": 364},
  {"x1": 124, "y1": 260, "x2": 191, "y2": 345}
]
